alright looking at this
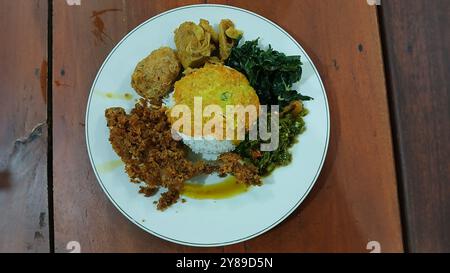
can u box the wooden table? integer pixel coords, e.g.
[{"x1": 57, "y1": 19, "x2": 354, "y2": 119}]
[{"x1": 1, "y1": 0, "x2": 448, "y2": 253}]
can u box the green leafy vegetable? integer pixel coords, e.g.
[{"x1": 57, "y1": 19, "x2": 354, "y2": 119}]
[
  {"x1": 234, "y1": 107, "x2": 308, "y2": 176},
  {"x1": 226, "y1": 39, "x2": 312, "y2": 107}
]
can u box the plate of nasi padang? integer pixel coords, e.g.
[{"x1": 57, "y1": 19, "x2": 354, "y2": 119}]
[{"x1": 86, "y1": 4, "x2": 329, "y2": 246}]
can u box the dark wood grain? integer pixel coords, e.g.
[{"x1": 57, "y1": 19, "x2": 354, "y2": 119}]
[
  {"x1": 53, "y1": 0, "x2": 403, "y2": 252},
  {"x1": 0, "y1": 0, "x2": 49, "y2": 252},
  {"x1": 380, "y1": 0, "x2": 450, "y2": 252}
]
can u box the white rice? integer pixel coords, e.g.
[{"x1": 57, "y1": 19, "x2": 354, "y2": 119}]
[
  {"x1": 176, "y1": 132, "x2": 236, "y2": 160},
  {"x1": 163, "y1": 93, "x2": 236, "y2": 160}
]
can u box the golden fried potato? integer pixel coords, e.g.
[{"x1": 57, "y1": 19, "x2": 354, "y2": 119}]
[
  {"x1": 174, "y1": 21, "x2": 215, "y2": 69},
  {"x1": 131, "y1": 47, "x2": 181, "y2": 101},
  {"x1": 218, "y1": 19, "x2": 242, "y2": 60},
  {"x1": 199, "y1": 19, "x2": 218, "y2": 43}
]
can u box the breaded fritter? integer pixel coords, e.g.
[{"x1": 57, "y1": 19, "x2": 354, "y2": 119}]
[
  {"x1": 131, "y1": 47, "x2": 181, "y2": 102},
  {"x1": 170, "y1": 64, "x2": 260, "y2": 138}
]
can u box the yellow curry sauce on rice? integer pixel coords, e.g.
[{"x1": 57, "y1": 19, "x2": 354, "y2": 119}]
[
  {"x1": 167, "y1": 64, "x2": 260, "y2": 159},
  {"x1": 170, "y1": 64, "x2": 259, "y2": 136}
]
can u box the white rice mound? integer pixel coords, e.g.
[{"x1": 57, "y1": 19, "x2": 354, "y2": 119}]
[
  {"x1": 163, "y1": 93, "x2": 236, "y2": 160},
  {"x1": 176, "y1": 132, "x2": 236, "y2": 161}
]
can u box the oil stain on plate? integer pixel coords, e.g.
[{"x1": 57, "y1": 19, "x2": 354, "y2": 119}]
[
  {"x1": 97, "y1": 159, "x2": 123, "y2": 173},
  {"x1": 182, "y1": 176, "x2": 249, "y2": 200},
  {"x1": 97, "y1": 161, "x2": 249, "y2": 199},
  {"x1": 97, "y1": 91, "x2": 133, "y2": 101}
]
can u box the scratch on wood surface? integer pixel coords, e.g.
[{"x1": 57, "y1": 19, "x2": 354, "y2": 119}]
[
  {"x1": 91, "y1": 8, "x2": 121, "y2": 17},
  {"x1": 66, "y1": 0, "x2": 81, "y2": 6},
  {"x1": 1, "y1": 121, "x2": 47, "y2": 251},
  {"x1": 14, "y1": 122, "x2": 46, "y2": 146},
  {"x1": 39, "y1": 212, "x2": 46, "y2": 228},
  {"x1": 34, "y1": 231, "x2": 44, "y2": 240},
  {"x1": 91, "y1": 8, "x2": 122, "y2": 44},
  {"x1": 332, "y1": 59, "x2": 340, "y2": 71},
  {"x1": 54, "y1": 80, "x2": 70, "y2": 87},
  {"x1": 40, "y1": 60, "x2": 47, "y2": 104}
]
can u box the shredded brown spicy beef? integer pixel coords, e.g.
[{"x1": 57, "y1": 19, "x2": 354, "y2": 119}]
[
  {"x1": 217, "y1": 153, "x2": 261, "y2": 186},
  {"x1": 105, "y1": 99, "x2": 260, "y2": 210}
]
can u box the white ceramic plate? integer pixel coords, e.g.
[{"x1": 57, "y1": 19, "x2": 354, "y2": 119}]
[{"x1": 86, "y1": 4, "x2": 329, "y2": 247}]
